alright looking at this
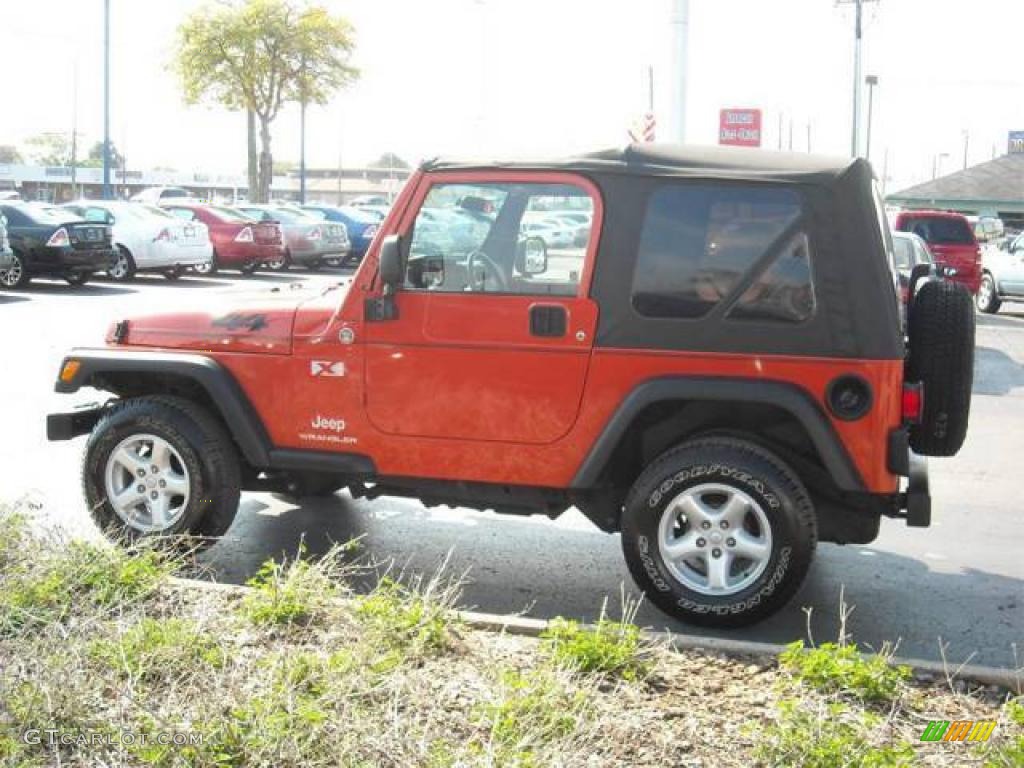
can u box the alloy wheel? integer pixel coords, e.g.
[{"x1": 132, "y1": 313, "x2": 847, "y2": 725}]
[
  {"x1": 103, "y1": 433, "x2": 191, "y2": 533},
  {"x1": 0, "y1": 255, "x2": 23, "y2": 288},
  {"x1": 657, "y1": 482, "x2": 773, "y2": 596}
]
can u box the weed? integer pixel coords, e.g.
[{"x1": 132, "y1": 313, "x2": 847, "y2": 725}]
[
  {"x1": 541, "y1": 616, "x2": 649, "y2": 681},
  {"x1": 354, "y1": 575, "x2": 455, "y2": 659},
  {"x1": 89, "y1": 617, "x2": 224, "y2": 681},
  {"x1": 240, "y1": 547, "x2": 344, "y2": 627},
  {"x1": 755, "y1": 698, "x2": 915, "y2": 768},
  {"x1": 984, "y1": 697, "x2": 1024, "y2": 768},
  {"x1": 474, "y1": 666, "x2": 589, "y2": 765},
  {"x1": 779, "y1": 640, "x2": 910, "y2": 702}
]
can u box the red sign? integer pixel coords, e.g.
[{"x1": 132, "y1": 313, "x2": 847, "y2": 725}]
[{"x1": 719, "y1": 108, "x2": 762, "y2": 147}]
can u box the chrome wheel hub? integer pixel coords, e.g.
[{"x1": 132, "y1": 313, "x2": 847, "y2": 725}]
[
  {"x1": 104, "y1": 433, "x2": 190, "y2": 533},
  {"x1": 657, "y1": 482, "x2": 773, "y2": 596}
]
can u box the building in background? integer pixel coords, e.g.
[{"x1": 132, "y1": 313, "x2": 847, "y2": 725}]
[{"x1": 0, "y1": 163, "x2": 411, "y2": 205}]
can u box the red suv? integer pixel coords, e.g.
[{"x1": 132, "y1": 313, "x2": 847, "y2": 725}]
[
  {"x1": 48, "y1": 146, "x2": 976, "y2": 627},
  {"x1": 162, "y1": 203, "x2": 285, "y2": 275},
  {"x1": 893, "y1": 210, "x2": 982, "y2": 294}
]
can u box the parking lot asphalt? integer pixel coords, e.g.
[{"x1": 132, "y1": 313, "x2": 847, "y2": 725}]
[{"x1": 1, "y1": 272, "x2": 1022, "y2": 670}]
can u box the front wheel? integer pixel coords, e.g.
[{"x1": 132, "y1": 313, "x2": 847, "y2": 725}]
[
  {"x1": 976, "y1": 273, "x2": 1001, "y2": 314},
  {"x1": 621, "y1": 437, "x2": 817, "y2": 628},
  {"x1": 82, "y1": 396, "x2": 241, "y2": 544}
]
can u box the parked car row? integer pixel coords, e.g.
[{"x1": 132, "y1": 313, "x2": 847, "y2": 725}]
[{"x1": 0, "y1": 198, "x2": 373, "y2": 289}]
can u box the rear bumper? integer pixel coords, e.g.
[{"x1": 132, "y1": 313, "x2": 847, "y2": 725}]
[
  {"x1": 290, "y1": 242, "x2": 350, "y2": 264},
  {"x1": 150, "y1": 241, "x2": 212, "y2": 268},
  {"x1": 30, "y1": 246, "x2": 114, "y2": 275},
  {"x1": 217, "y1": 242, "x2": 285, "y2": 266}
]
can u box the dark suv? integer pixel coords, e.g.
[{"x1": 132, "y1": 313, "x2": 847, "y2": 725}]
[{"x1": 47, "y1": 145, "x2": 975, "y2": 627}]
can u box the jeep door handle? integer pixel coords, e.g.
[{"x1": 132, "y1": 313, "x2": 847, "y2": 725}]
[{"x1": 529, "y1": 304, "x2": 567, "y2": 337}]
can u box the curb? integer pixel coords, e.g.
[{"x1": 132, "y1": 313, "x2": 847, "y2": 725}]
[{"x1": 169, "y1": 577, "x2": 1023, "y2": 692}]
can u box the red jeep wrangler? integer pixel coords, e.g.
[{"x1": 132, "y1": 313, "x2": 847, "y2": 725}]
[{"x1": 48, "y1": 146, "x2": 975, "y2": 627}]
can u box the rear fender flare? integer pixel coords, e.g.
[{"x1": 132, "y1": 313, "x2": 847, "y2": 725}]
[{"x1": 571, "y1": 376, "x2": 866, "y2": 492}]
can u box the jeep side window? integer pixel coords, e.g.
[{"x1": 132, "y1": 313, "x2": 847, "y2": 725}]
[
  {"x1": 405, "y1": 182, "x2": 593, "y2": 296},
  {"x1": 631, "y1": 184, "x2": 805, "y2": 319}
]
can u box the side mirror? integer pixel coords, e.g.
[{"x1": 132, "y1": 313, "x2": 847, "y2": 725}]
[
  {"x1": 516, "y1": 236, "x2": 548, "y2": 275},
  {"x1": 378, "y1": 234, "x2": 403, "y2": 288}
]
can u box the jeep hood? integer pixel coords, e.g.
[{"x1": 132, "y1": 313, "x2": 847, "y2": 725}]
[{"x1": 108, "y1": 281, "x2": 350, "y2": 355}]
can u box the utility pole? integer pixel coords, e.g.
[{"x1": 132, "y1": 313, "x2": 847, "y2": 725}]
[
  {"x1": 70, "y1": 58, "x2": 78, "y2": 199},
  {"x1": 865, "y1": 75, "x2": 878, "y2": 162},
  {"x1": 668, "y1": 0, "x2": 690, "y2": 143},
  {"x1": 102, "y1": 0, "x2": 111, "y2": 200},
  {"x1": 299, "y1": 99, "x2": 306, "y2": 204},
  {"x1": 806, "y1": 122, "x2": 812, "y2": 153},
  {"x1": 777, "y1": 112, "x2": 783, "y2": 150},
  {"x1": 838, "y1": 0, "x2": 879, "y2": 157},
  {"x1": 962, "y1": 130, "x2": 969, "y2": 170},
  {"x1": 788, "y1": 118, "x2": 793, "y2": 151}
]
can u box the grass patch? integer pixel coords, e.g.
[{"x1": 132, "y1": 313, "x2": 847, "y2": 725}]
[
  {"x1": 240, "y1": 545, "x2": 345, "y2": 627},
  {"x1": 540, "y1": 617, "x2": 649, "y2": 681},
  {"x1": 89, "y1": 617, "x2": 224, "y2": 681},
  {"x1": 779, "y1": 640, "x2": 911, "y2": 703},
  {"x1": 354, "y1": 574, "x2": 457, "y2": 660},
  {"x1": 0, "y1": 538, "x2": 176, "y2": 635},
  {"x1": 474, "y1": 666, "x2": 590, "y2": 766},
  {"x1": 984, "y1": 697, "x2": 1024, "y2": 768},
  {"x1": 754, "y1": 698, "x2": 915, "y2": 768}
]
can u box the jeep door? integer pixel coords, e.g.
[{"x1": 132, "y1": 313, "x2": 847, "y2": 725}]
[{"x1": 363, "y1": 172, "x2": 601, "y2": 444}]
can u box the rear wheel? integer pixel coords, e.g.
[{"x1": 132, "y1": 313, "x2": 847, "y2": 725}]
[
  {"x1": 108, "y1": 247, "x2": 136, "y2": 281},
  {"x1": 976, "y1": 273, "x2": 1001, "y2": 314},
  {"x1": 264, "y1": 251, "x2": 290, "y2": 271},
  {"x1": 621, "y1": 437, "x2": 816, "y2": 628},
  {"x1": 82, "y1": 396, "x2": 241, "y2": 545},
  {"x1": 306, "y1": 259, "x2": 323, "y2": 271},
  {"x1": 238, "y1": 261, "x2": 259, "y2": 275},
  {"x1": 907, "y1": 280, "x2": 975, "y2": 456},
  {"x1": 0, "y1": 251, "x2": 29, "y2": 289},
  {"x1": 65, "y1": 272, "x2": 91, "y2": 286},
  {"x1": 162, "y1": 267, "x2": 183, "y2": 280}
]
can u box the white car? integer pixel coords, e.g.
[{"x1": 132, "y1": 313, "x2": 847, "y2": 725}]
[
  {"x1": 130, "y1": 186, "x2": 193, "y2": 205},
  {"x1": 521, "y1": 218, "x2": 573, "y2": 249},
  {"x1": 977, "y1": 233, "x2": 1024, "y2": 314},
  {"x1": 62, "y1": 200, "x2": 212, "y2": 280}
]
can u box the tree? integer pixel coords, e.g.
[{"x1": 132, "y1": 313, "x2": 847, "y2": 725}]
[
  {"x1": 0, "y1": 145, "x2": 22, "y2": 164},
  {"x1": 82, "y1": 141, "x2": 124, "y2": 169},
  {"x1": 25, "y1": 133, "x2": 72, "y2": 166},
  {"x1": 370, "y1": 153, "x2": 410, "y2": 170},
  {"x1": 175, "y1": 0, "x2": 358, "y2": 202}
]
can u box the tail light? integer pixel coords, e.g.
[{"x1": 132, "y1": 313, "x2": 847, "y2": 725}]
[
  {"x1": 234, "y1": 226, "x2": 254, "y2": 243},
  {"x1": 154, "y1": 228, "x2": 170, "y2": 242},
  {"x1": 46, "y1": 228, "x2": 69, "y2": 247},
  {"x1": 902, "y1": 382, "x2": 924, "y2": 424},
  {"x1": 307, "y1": 226, "x2": 322, "y2": 241},
  {"x1": 363, "y1": 224, "x2": 379, "y2": 239}
]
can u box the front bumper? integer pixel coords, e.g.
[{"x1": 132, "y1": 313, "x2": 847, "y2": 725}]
[{"x1": 47, "y1": 403, "x2": 107, "y2": 441}]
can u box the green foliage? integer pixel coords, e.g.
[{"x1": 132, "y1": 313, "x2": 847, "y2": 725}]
[
  {"x1": 174, "y1": 0, "x2": 359, "y2": 201},
  {"x1": 540, "y1": 617, "x2": 649, "y2": 681},
  {"x1": 0, "y1": 539, "x2": 173, "y2": 635},
  {"x1": 779, "y1": 640, "x2": 910, "y2": 702},
  {"x1": 81, "y1": 141, "x2": 124, "y2": 169},
  {"x1": 354, "y1": 576, "x2": 452, "y2": 658},
  {"x1": 755, "y1": 699, "x2": 915, "y2": 768},
  {"x1": 984, "y1": 698, "x2": 1024, "y2": 768},
  {"x1": 89, "y1": 617, "x2": 224, "y2": 680},
  {"x1": 240, "y1": 553, "x2": 340, "y2": 626},
  {"x1": 24, "y1": 132, "x2": 71, "y2": 166},
  {"x1": 0, "y1": 145, "x2": 22, "y2": 164},
  {"x1": 475, "y1": 667, "x2": 588, "y2": 765}
]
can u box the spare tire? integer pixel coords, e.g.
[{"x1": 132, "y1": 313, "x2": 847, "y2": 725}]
[{"x1": 906, "y1": 280, "x2": 975, "y2": 456}]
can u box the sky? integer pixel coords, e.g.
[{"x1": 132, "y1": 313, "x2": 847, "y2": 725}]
[{"x1": 1, "y1": 0, "x2": 1022, "y2": 193}]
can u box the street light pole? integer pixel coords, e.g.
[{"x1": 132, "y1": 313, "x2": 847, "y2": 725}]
[
  {"x1": 839, "y1": 0, "x2": 879, "y2": 157},
  {"x1": 668, "y1": 0, "x2": 690, "y2": 143},
  {"x1": 102, "y1": 0, "x2": 111, "y2": 200},
  {"x1": 865, "y1": 75, "x2": 878, "y2": 162},
  {"x1": 299, "y1": 98, "x2": 306, "y2": 204}
]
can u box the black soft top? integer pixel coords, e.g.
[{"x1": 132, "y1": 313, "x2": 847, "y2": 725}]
[{"x1": 422, "y1": 143, "x2": 862, "y2": 186}]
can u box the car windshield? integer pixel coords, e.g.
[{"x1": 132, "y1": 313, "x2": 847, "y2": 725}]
[{"x1": 908, "y1": 216, "x2": 974, "y2": 245}]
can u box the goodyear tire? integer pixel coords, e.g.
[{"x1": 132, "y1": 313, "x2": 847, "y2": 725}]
[
  {"x1": 83, "y1": 396, "x2": 241, "y2": 546},
  {"x1": 621, "y1": 437, "x2": 816, "y2": 628},
  {"x1": 907, "y1": 280, "x2": 975, "y2": 456}
]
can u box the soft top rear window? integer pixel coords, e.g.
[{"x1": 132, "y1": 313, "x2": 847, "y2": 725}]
[{"x1": 905, "y1": 216, "x2": 974, "y2": 245}]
